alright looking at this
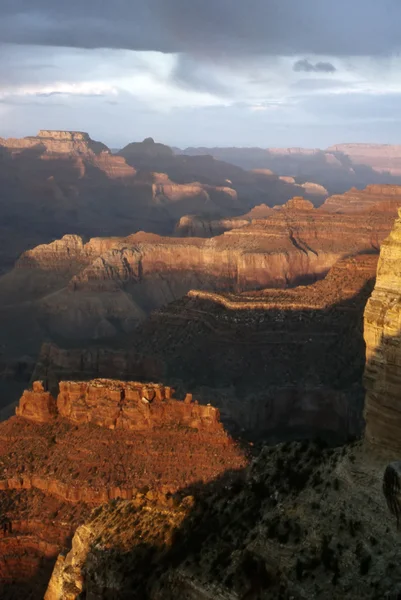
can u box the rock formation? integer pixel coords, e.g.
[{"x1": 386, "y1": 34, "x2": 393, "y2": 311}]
[
  {"x1": 16, "y1": 381, "x2": 57, "y2": 423},
  {"x1": 0, "y1": 379, "x2": 246, "y2": 597},
  {"x1": 364, "y1": 209, "x2": 401, "y2": 454},
  {"x1": 322, "y1": 184, "x2": 401, "y2": 214},
  {"x1": 0, "y1": 196, "x2": 394, "y2": 352},
  {"x1": 16, "y1": 378, "x2": 221, "y2": 432},
  {"x1": 174, "y1": 204, "x2": 273, "y2": 237}
]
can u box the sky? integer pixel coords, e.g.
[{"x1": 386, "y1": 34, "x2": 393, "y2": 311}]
[{"x1": 1, "y1": 1, "x2": 401, "y2": 148}]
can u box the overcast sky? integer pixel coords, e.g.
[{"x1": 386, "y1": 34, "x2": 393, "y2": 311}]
[{"x1": 1, "y1": 0, "x2": 401, "y2": 148}]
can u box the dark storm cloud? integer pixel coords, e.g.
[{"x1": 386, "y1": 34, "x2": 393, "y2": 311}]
[
  {"x1": 293, "y1": 59, "x2": 336, "y2": 73},
  {"x1": 0, "y1": 0, "x2": 400, "y2": 57},
  {"x1": 170, "y1": 54, "x2": 231, "y2": 96}
]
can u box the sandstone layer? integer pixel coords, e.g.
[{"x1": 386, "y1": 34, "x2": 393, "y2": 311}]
[
  {"x1": 0, "y1": 198, "x2": 393, "y2": 354},
  {"x1": 364, "y1": 209, "x2": 401, "y2": 454},
  {"x1": 0, "y1": 379, "x2": 246, "y2": 597}
]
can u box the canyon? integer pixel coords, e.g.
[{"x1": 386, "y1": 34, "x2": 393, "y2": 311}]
[
  {"x1": 2, "y1": 130, "x2": 401, "y2": 598},
  {"x1": 0, "y1": 131, "x2": 317, "y2": 276},
  {"x1": 0, "y1": 188, "x2": 397, "y2": 353},
  {"x1": 179, "y1": 143, "x2": 401, "y2": 195},
  {"x1": 43, "y1": 212, "x2": 401, "y2": 600}
]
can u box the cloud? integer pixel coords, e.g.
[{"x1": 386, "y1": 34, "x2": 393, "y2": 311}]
[
  {"x1": 293, "y1": 59, "x2": 336, "y2": 73},
  {"x1": 0, "y1": 1, "x2": 400, "y2": 57}
]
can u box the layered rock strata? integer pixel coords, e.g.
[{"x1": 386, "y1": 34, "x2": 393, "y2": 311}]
[
  {"x1": 364, "y1": 209, "x2": 401, "y2": 454},
  {"x1": 127, "y1": 254, "x2": 378, "y2": 441},
  {"x1": 0, "y1": 199, "x2": 394, "y2": 348},
  {"x1": 16, "y1": 379, "x2": 221, "y2": 432},
  {"x1": 322, "y1": 184, "x2": 401, "y2": 214},
  {"x1": 0, "y1": 379, "x2": 246, "y2": 597},
  {"x1": 2, "y1": 130, "x2": 301, "y2": 276}
]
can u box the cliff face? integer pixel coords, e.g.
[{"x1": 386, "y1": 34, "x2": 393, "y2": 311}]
[
  {"x1": 31, "y1": 342, "x2": 166, "y2": 395},
  {"x1": 126, "y1": 254, "x2": 377, "y2": 441},
  {"x1": 16, "y1": 378, "x2": 221, "y2": 432},
  {"x1": 0, "y1": 379, "x2": 246, "y2": 597},
  {"x1": 0, "y1": 130, "x2": 110, "y2": 157},
  {"x1": 364, "y1": 209, "x2": 401, "y2": 454}
]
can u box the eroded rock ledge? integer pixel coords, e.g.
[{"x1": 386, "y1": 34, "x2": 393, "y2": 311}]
[{"x1": 16, "y1": 379, "x2": 219, "y2": 431}]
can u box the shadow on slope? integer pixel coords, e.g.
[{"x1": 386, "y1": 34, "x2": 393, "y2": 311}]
[{"x1": 67, "y1": 435, "x2": 401, "y2": 600}]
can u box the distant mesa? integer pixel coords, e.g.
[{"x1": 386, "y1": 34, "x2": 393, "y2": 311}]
[
  {"x1": 36, "y1": 130, "x2": 91, "y2": 142},
  {"x1": 0, "y1": 129, "x2": 110, "y2": 155}
]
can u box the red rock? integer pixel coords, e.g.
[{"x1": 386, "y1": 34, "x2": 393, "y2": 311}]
[{"x1": 16, "y1": 382, "x2": 57, "y2": 423}]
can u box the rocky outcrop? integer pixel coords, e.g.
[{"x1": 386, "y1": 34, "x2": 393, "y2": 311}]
[
  {"x1": 278, "y1": 196, "x2": 315, "y2": 211},
  {"x1": 322, "y1": 184, "x2": 401, "y2": 214},
  {"x1": 364, "y1": 209, "x2": 401, "y2": 454},
  {"x1": 0, "y1": 130, "x2": 109, "y2": 156},
  {"x1": 20, "y1": 379, "x2": 220, "y2": 432},
  {"x1": 0, "y1": 378, "x2": 246, "y2": 597},
  {"x1": 16, "y1": 381, "x2": 57, "y2": 423},
  {"x1": 45, "y1": 440, "x2": 401, "y2": 600},
  {"x1": 175, "y1": 214, "x2": 250, "y2": 237},
  {"x1": 174, "y1": 204, "x2": 273, "y2": 237}
]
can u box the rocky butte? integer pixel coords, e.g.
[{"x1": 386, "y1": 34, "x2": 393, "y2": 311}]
[{"x1": 0, "y1": 379, "x2": 246, "y2": 597}]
